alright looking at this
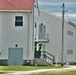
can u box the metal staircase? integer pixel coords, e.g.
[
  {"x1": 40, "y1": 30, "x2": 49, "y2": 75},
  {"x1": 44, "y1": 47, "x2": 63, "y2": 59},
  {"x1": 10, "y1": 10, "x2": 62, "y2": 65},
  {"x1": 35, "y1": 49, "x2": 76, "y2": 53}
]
[{"x1": 34, "y1": 51, "x2": 55, "y2": 66}]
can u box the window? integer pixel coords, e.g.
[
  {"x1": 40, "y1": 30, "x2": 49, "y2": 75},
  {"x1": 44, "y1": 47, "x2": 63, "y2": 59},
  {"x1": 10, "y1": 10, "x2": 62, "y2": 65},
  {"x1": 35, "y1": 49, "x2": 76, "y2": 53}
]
[
  {"x1": 67, "y1": 30, "x2": 73, "y2": 36},
  {"x1": 67, "y1": 50, "x2": 73, "y2": 54},
  {"x1": 39, "y1": 25, "x2": 46, "y2": 40},
  {"x1": 15, "y1": 16, "x2": 23, "y2": 26},
  {"x1": 35, "y1": 23, "x2": 37, "y2": 28},
  {"x1": 40, "y1": 25, "x2": 42, "y2": 32}
]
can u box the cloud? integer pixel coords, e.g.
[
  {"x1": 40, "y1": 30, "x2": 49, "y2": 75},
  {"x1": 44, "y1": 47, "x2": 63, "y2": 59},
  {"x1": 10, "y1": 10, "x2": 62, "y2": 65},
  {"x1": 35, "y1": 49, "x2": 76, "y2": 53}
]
[
  {"x1": 52, "y1": 12, "x2": 76, "y2": 18},
  {"x1": 64, "y1": 2, "x2": 76, "y2": 5},
  {"x1": 38, "y1": 2, "x2": 61, "y2": 6},
  {"x1": 38, "y1": 2, "x2": 76, "y2": 6},
  {"x1": 67, "y1": 14, "x2": 76, "y2": 18},
  {"x1": 38, "y1": 0, "x2": 76, "y2": 24}
]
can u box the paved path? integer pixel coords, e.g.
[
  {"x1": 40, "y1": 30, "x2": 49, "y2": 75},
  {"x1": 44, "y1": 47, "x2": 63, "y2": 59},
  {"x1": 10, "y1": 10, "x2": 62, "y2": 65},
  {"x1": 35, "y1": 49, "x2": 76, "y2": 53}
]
[{"x1": 3, "y1": 66, "x2": 76, "y2": 75}]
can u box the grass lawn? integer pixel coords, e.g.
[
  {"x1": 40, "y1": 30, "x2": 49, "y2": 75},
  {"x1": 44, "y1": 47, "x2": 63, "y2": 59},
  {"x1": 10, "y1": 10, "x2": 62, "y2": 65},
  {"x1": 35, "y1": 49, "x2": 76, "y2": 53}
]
[
  {"x1": 0, "y1": 65, "x2": 64, "y2": 71},
  {"x1": 0, "y1": 72, "x2": 8, "y2": 74},
  {"x1": 30, "y1": 71, "x2": 76, "y2": 75}
]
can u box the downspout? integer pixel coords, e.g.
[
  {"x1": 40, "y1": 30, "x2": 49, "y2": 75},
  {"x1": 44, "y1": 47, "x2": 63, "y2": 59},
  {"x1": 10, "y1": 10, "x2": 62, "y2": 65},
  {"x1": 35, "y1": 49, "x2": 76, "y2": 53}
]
[
  {"x1": 27, "y1": 11, "x2": 30, "y2": 61},
  {"x1": 33, "y1": 7, "x2": 35, "y2": 65}
]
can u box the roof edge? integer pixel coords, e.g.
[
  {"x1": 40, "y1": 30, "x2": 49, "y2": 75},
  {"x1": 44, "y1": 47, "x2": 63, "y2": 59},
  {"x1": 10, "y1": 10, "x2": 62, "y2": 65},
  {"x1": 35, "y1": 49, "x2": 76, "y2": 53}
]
[
  {"x1": 40, "y1": 10, "x2": 76, "y2": 27},
  {"x1": 0, "y1": 10, "x2": 32, "y2": 12}
]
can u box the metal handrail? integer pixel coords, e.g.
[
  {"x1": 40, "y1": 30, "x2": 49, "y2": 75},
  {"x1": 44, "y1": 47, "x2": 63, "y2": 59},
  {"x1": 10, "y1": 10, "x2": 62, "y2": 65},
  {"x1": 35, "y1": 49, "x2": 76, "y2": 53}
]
[{"x1": 42, "y1": 51, "x2": 55, "y2": 64}]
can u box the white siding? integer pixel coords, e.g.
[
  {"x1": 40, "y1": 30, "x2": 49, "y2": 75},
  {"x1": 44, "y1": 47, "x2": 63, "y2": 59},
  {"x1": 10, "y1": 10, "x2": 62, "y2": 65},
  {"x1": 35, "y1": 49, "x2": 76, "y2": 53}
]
[
  {"x1": 38, "y1": 10, "x2": 75, "y2": 63},
  {"x1": 64, "y1": 23, "x2": 75, "y2": 63},
  {"x1": 0, "y1": 12, "x2": 34, "y2": 60},
  {"x1": 0, "y1": 13, "x2": 1, "y2": 54}
]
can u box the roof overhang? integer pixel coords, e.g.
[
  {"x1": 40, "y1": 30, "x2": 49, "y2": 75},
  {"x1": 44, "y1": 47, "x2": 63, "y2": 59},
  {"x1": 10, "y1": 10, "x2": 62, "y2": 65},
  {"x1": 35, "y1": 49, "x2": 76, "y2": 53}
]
[
  {"x1": 0, "y1": 10, "x2": 33, "y2": 13},
  {"x1": 35, "y1": 39, "x2": 49, "y2": 43},
  {"x1": 0, "y1": 0, "x2": 35, "y2": 11}
]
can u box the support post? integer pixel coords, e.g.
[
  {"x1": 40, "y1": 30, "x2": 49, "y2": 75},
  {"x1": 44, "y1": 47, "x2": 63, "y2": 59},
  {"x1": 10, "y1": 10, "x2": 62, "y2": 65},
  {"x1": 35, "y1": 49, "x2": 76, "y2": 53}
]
[{"x1": 61, "y1": 3, "x2": 65, "y2": 66}]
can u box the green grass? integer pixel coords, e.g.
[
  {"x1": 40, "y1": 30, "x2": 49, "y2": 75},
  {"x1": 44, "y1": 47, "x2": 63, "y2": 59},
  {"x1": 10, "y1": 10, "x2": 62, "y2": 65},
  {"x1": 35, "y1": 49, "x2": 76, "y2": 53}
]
[
  {"x1": 31, "y1": 71, "x2": 76, "y2": 75},
  {"x1": 0, "y1": 65, "x2": 64, "y2": 71},
  {"x1": 0, "y1": 72, "x2": 8, "y2": 74}
]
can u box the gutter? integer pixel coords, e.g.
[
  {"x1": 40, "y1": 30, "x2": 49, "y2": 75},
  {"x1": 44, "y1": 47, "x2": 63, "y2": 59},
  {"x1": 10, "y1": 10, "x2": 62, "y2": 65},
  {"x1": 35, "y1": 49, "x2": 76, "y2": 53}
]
[
  {"x1": 33, "y1": 7, "x2": 35, "y2": 65},
  {"x1": 0, "y1": 10, "x2": 32, "y2": 13},
  {"x1": 27, "y1": 11, "x2": 30, "y2": 61}
]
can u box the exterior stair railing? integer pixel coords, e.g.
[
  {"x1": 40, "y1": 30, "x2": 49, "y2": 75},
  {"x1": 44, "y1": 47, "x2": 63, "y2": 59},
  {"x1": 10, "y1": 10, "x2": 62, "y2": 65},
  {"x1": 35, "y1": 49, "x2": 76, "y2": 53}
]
[{"x1": 41, "y1": 51, "x2": 55, "y2": 65}]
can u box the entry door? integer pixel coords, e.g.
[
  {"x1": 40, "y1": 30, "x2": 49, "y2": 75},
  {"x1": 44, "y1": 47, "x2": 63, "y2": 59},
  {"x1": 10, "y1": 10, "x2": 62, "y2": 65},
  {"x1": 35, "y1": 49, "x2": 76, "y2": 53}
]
[{"x1": 8, "y1": 48, "x2": 23, "y2": 66}]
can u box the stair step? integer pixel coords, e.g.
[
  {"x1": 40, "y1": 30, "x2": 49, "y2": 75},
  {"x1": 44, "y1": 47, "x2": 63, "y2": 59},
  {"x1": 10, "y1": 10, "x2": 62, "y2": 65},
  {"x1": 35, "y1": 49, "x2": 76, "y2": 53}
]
[{"x1": 35, "y1": 58, "x2": 52, "y2": 66}]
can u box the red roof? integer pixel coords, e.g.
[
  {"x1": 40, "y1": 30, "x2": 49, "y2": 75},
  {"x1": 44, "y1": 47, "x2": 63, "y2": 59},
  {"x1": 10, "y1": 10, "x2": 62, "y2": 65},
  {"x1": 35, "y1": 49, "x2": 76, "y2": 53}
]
[{"x1": 0, "y1": 0, "x2": 35, "y2": 10}]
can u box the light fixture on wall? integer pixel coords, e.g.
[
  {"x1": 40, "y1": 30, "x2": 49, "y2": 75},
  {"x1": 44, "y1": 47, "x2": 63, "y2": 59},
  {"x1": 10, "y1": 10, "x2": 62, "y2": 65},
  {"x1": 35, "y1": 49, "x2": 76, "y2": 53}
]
[
  {"x1": 15, "y1": 44, "x2": 18, "y2": 47},
  {"x1": 41, "y1": 23, "x2": 43, "y2": 25},
  {"x1": 0, "y1": 52, "x2": 1, "y2": 55}
]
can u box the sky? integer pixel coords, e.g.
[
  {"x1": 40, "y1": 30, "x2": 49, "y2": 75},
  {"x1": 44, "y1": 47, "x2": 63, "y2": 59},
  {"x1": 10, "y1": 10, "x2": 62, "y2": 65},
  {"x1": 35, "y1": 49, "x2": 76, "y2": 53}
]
[{"x1": 38, "y1": 0, "x2": 76, "y2": 24}]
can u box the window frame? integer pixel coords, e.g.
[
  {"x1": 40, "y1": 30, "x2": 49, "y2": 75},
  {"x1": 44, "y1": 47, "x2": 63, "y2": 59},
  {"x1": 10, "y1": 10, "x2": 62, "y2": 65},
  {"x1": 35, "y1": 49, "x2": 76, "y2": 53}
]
[
  {"x1": 67, "y1": 30, "x2": 73, "y2": 36},
  {"x1": 67, "y1": 50, "x2": 73, "y2": 54},
  {"x1": 15, "y1": 16, "x2": 23, "y2": 26}
]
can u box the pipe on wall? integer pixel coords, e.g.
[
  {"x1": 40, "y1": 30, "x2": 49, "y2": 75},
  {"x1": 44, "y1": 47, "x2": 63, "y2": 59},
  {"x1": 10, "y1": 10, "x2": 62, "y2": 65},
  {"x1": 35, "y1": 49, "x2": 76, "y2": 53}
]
[{"x1": 27, "y1": 11, "x2": 30, "y2": 61}]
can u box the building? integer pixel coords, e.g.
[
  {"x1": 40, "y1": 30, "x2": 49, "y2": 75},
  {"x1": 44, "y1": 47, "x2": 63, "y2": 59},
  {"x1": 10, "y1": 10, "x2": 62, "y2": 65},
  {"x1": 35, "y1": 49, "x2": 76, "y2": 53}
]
[
  {"x1": 36, "y1": 10, "x2": 76, "y2": 65},
  {"x1": 0, "y1": 0, "x2": 76, "y2": 66},
  {"x1": 0, "y1": 0, "x2": 35, "y2": 65}
]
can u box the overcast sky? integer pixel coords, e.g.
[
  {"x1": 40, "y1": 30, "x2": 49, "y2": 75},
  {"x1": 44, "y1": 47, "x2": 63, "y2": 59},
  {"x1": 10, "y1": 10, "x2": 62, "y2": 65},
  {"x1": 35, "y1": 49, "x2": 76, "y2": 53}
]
[
  {"x1": 38, "y1": 0, "x2": 76, "y2": 23},
  {"x1": 38, "y1": 0, "x2": 76, "y2": 3},
  {"x1": 38, "y1": 0, "x2": 76, "y2": 6}
]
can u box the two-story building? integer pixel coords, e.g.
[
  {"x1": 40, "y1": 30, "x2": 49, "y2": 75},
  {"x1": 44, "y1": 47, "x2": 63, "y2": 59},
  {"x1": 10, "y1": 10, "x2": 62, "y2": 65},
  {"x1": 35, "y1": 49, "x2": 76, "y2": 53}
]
[
  {"x1": 0, "y1": 0, "x2": 35, "y2": 65},
  {"x1": 0, "y1": 0, "x2": 76, "y2": 66}
]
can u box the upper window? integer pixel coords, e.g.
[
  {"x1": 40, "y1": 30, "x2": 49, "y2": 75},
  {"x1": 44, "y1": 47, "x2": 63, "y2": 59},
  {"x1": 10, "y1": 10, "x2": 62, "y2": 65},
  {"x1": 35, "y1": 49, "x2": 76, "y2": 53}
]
[
  {"x1": 67, "y1": 50, "x2": 73, "y2": 54},
  {"x1": 67, "y1": 30, "x2": 73, "y2": 36},
  {"x1": 35, "y1": 23, "x2": 37, "y2": 28},
  {"x1": 15, "y1": 16, "x2": 23, "y2": 26},
  {"x1": 39, "y1": 24, "x2": 46, "y2": 40}
]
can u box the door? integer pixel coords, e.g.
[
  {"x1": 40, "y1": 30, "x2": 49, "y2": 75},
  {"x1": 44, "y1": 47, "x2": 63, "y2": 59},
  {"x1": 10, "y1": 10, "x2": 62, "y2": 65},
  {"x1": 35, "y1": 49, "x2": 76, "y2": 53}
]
[
  {"x1": 35, "y1": 42, "x2": 42, "y2": 58},
  {"x1": 8, "y1": 48, "x2": 23, "y2": 66}
]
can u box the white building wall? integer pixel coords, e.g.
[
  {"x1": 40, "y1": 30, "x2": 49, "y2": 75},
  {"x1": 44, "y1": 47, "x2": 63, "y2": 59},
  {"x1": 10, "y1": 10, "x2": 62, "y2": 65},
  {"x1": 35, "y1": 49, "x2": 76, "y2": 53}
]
[
  {"x1": 28, "y1": 12, "x2": 34, "y2": 60},
  {"x1": 0, "y1": 12, "x2": 34, "y2": 60},
  {"x1": 64, "y1": 23, "x2": 75, "y2": 63},
  {"x1": 0, "y1": 13, "x2": 1, "y2": 55},
  {"x1": 34, "y1": 9, "x2": 39, "y2": 41},
  {"x1": 38, "y1": 10, "x2": 62, "y2": 63},
  {"x1": 38, "y1": 10, "x2": 75, "y2": 63}
]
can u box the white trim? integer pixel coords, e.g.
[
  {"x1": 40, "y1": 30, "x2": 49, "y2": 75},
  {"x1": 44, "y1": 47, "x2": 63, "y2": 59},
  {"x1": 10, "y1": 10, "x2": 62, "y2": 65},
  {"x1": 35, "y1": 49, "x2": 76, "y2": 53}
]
[
  {"x1": 0, "y1": 10, "x2": 32, "y2": 13},
  {"x1": 35, "y1": 39, "x2": 49, "y2": 43}
]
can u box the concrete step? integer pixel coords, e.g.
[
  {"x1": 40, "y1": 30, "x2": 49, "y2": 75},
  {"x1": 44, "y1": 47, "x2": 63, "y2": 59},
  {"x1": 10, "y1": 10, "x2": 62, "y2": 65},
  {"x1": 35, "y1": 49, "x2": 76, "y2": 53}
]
[{"x1": 34, "y1": 58, "x2": 51, "y2": 66}]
